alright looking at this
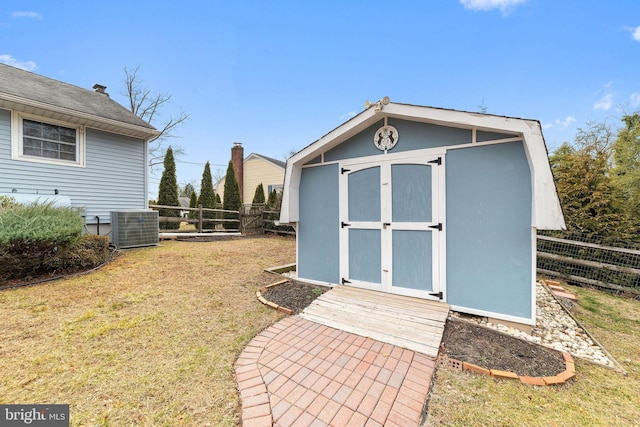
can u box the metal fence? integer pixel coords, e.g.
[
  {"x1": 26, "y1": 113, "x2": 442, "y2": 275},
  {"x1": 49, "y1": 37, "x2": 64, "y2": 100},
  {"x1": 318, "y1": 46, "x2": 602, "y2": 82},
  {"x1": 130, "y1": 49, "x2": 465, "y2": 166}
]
[{"x1": 537, "y1": 231, "x2": 640, "y2": 297}]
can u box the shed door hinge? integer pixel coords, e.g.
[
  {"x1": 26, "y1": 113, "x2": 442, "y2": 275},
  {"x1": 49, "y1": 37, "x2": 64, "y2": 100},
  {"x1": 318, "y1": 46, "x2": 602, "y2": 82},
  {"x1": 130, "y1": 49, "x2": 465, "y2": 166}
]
[
  {"x1": 428, "y1": 157, "x2": 442, "y2": 165},
  {"x1": 341, "y1": 168, "x2": 351, "y2": 174},
  {"x1": 428, "y1": 223, "x2": 442, "y2": 231},
  {"x1": 341, "y1": 221, "x2": 351, "y2": 228},
  {"x1": 342, "y1": 278, "x2": 352, "y2": 285},
  {"x1": 429, "y1": 291, "x2": 443, "y2": 299}
]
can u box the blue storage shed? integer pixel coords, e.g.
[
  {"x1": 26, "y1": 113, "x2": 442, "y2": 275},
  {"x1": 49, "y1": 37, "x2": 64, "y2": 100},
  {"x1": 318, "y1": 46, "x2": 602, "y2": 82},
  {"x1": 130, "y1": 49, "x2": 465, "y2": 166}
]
[{"x1": 280, "y1": 100, "x2": 565, "y2": 326}]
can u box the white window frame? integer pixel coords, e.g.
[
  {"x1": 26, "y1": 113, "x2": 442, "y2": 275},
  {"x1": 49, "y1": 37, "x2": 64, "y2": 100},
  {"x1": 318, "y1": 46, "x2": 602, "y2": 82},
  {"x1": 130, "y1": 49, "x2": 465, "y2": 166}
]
[
  {"x1": 11, "y1": 111, "x2": 86, "y2": 167},
  {"x1": 268, "y1": 184, "x2": 284, "y2": 194}
]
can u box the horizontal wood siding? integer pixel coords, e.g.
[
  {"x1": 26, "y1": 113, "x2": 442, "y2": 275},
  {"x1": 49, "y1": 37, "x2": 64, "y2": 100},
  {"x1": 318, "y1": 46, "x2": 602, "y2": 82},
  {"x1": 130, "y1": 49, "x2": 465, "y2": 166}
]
[
  {"x1": 0, "y1": 109, "x2": 146, "y2": 223},
  {"x1": 242, "y1": 157, "x2": 284, "y2": 204}
]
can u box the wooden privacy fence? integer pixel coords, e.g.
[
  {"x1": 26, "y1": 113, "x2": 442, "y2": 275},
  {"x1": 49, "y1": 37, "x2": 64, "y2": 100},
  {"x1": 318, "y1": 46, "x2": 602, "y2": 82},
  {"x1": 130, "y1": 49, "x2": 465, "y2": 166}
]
[
  {"x1": 239, "y1": 204, "x2": 296, "y2": 235},
  {"x1": 537, "y1": 232, "x2": 640, "y2": 298}
]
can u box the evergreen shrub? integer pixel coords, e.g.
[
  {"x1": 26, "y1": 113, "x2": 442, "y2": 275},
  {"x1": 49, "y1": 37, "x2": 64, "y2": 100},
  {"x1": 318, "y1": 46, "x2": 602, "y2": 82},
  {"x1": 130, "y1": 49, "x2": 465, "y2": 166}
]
[{"x1": 0, "y1": 202, "x2": 84, "y2": 281}]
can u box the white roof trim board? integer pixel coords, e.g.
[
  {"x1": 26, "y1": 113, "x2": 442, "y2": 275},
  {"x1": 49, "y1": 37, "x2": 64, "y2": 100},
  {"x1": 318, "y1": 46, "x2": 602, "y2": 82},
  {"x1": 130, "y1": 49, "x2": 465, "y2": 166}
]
[{"x1": 280, "y1": 102, "x2": 566, "y2": 230}]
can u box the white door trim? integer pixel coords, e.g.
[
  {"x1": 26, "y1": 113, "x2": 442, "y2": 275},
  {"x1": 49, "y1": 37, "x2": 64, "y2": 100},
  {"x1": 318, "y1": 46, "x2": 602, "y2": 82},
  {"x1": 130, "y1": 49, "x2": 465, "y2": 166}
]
[{"x1": 339, "y1": 150, "x2": 447, "y2": 301}]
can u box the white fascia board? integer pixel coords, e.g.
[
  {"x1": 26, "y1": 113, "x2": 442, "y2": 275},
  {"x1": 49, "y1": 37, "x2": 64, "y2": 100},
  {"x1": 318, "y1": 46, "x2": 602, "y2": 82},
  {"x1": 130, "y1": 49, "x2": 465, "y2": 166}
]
[
  {"x1": 280, "y1": 158, "x2": 304, "y2": 224},
  {"x1": 521, "y1": 129, "x2": 566, "y2": 230},
  {"x1": 288, "y1": 107, "x2": 379, "y2": 165},
  {"x1": 0, "y1": 93, "x2": 160, "y2": 141},
  {"x1": 382, "y1": 103, "x2": 537, "y2": 133},
  {"x1": 281, "y1": 102, "x2": 565, "y2": 229},
  {"x1": 281, "y1": 108, "x2": 378, "y2": 224}
]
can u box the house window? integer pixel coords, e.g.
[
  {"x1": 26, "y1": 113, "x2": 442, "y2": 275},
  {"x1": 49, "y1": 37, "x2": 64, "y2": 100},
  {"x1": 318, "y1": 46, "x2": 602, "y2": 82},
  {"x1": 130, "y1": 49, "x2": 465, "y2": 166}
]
[
  {"x1": 12, "y1": 113, "x2": 85, "y2": 167},
  {"x1": 268, "y1": 184, "x2": 283, "y2": 194}
]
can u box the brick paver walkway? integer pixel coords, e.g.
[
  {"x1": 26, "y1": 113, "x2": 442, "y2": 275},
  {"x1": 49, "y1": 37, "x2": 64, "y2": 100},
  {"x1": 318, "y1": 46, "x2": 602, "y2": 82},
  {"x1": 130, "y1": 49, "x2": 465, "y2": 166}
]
[{"x1": 235, "y1": 316, "x2": 436, "y2": 427}]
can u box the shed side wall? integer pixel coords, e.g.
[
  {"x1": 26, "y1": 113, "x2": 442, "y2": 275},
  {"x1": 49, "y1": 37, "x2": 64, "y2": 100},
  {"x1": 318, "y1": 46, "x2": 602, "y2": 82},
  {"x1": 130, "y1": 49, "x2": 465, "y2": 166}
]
[
  {"x1": 446, "y1": 141, "x2": 532, "y2": 319},
  {"x1": 298, "y1": 163, "x2": 340, "y2": 284},
  {"x1": 0, "y1": 109, "x2": 146, "y2": 223}
]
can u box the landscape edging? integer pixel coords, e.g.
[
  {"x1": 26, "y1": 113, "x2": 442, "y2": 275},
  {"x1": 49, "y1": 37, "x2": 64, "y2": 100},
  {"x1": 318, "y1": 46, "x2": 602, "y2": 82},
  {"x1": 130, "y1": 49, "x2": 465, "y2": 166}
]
[
  {"x1": 437, "y1": 352, "x2": 576, "y2": 386},
  {"x1": 256, "y1": 279, "x2": 294, "y2": 315}
]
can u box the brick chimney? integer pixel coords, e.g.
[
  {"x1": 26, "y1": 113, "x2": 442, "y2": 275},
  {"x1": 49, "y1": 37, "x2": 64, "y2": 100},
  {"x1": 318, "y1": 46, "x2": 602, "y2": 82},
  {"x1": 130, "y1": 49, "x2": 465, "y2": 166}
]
[{"x1": 231, "y1": 142, "x2": 244, "y2": 203}]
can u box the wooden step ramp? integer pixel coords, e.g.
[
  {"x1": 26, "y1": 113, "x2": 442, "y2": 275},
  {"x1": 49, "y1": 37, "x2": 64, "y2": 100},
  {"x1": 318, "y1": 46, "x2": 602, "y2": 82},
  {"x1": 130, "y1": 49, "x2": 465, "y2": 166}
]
[{"x1": 300, "y1": 285, "x2": 449, "y2": 358}]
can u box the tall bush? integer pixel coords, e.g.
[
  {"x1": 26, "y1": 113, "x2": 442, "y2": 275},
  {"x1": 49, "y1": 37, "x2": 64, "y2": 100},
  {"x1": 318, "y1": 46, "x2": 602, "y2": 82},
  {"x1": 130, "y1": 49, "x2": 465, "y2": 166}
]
[
  {"x1": 157, "y1": 147, "x2": 180, "y2": 230},
  {"x1": 197, "y1": 161, "x2": 216, "y2": 226},
  {"x1": 188, "y1": 191, "x2": 198, "y2": 219},
  {"x1": 222, "y1": 161, "x2": 241, "y2": 229},
  {"x1": 252, "y1": 183, "x2": 266, "y2": 205},
  {"x1": 266, "y1": 189, "x2": 282, "y2": 210}
]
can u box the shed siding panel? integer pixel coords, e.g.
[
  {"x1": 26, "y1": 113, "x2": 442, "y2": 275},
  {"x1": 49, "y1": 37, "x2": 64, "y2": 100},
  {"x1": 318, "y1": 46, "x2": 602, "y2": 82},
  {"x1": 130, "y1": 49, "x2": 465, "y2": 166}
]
[
  {"x1": 324, "y1": 119, "x2": 472, "y2": 162},
  {"x1": 298, "y1": 164, "x2": 339, "y2": 284},
  {"x1": 476, "y1": 130, "x2": 518, "y2": 142},
  {"x1": 0, "y1": 109, "x2": 146, "y2": 223},
  {"x1": 446, "y1": 141, "x2": 532, "y2": 319},
  {"x1": 242, "y1": 157, "x2": 284, "y2": 204}
]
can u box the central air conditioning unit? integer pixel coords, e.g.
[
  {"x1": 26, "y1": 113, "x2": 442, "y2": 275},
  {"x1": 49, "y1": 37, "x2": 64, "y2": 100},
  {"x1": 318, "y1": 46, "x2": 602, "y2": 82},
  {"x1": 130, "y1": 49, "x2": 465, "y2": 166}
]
[{"x1": 110, "y1": 210, "x2": 159, "y2": 249}]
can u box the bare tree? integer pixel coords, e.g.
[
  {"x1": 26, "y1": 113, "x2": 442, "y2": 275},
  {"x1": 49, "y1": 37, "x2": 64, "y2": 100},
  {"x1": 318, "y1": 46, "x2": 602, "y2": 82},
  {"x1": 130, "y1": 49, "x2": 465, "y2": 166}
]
[
  {"x1": 123, "y1": 65, "x2": 189, "y2": 169},
  {"x1": 283, "y1": 147, "x2": 297, "y2": 161}
]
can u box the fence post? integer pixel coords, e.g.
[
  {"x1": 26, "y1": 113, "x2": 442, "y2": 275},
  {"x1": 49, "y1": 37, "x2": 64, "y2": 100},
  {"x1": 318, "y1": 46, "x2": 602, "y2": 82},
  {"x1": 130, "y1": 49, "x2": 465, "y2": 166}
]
[{"x1": 198, "y1": 204, "x2": 203, "y2": 233}]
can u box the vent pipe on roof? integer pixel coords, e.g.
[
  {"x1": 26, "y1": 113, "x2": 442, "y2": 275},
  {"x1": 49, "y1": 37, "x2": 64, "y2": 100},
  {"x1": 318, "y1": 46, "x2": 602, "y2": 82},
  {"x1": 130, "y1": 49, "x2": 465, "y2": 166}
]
[{"x1": 92, "y1": 84, "x2": 109, "y2": 96}]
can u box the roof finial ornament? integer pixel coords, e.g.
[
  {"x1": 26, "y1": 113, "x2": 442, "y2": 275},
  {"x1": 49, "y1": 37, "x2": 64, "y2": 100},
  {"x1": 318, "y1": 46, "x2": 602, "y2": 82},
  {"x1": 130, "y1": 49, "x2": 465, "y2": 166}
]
[{"x1": 364, "y1": 96, "x2": 390, "y2": 112}]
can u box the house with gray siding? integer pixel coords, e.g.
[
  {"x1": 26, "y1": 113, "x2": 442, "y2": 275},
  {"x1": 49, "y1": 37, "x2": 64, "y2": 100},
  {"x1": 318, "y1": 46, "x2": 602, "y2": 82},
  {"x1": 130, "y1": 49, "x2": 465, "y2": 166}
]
[
  {"x1": 0, "y1": 63, "x2": 159, "y2": 235},
  {"x1": 280, "y1": 99, "x2": 565, "y2": 326}
]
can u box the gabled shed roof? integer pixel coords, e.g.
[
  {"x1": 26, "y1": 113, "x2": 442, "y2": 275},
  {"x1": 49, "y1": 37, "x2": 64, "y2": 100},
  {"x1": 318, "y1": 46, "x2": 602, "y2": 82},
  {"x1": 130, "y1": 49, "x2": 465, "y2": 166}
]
[
  {"x1": 280, "y1": 101, "x2": 565, "y2": 230},
  {"x1": 0, "y1": 63, "x2": 159, "y2": 140}
]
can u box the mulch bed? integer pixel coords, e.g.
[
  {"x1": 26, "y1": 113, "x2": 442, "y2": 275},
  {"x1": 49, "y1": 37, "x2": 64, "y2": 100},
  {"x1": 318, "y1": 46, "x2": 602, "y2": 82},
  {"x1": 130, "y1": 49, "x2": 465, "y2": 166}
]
[
  {"x1": 261, "y1": 281, "x2": 331, "y2": 314},
  {"x1": 440, "y1": 319, "x2": 567, "y2": 377},
  {"x1": 262, "y1": 280, "x2": 568, "y2": 378}
]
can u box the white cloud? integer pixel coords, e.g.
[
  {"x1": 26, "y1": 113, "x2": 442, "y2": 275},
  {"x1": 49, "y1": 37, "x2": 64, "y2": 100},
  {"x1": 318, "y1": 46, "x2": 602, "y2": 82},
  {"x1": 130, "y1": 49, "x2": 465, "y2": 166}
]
[
  {"x1": 628, "y1": 26, "x2": 640, "y2": 41},
  {"x1": 594, "y1": 93, "x2": 614, "y2": 111},
  {"x1": 459, "y1": 0, "x2": 526, "y2": 13},
  {"x1": 11, "y1": 11, "x2": 42, "y2": 20},
  {"x1": 593, "y1": 82, "x2": 615, "y2": 111},
  {"x1": 544, "y1": 116, "x2": 576, "y2": 130},
  {"x1": 631, "y1": 93, "x2": 640, "y2": 107},
  {"x1": 0, "y1": 54, "x2": 37, "y2": 71},
  {"x1": 339, "y1": 111, "x2": 358, "y2": 121},
  {"x1": 558, "y1": 116, "x2": 576, "y2": 128}
]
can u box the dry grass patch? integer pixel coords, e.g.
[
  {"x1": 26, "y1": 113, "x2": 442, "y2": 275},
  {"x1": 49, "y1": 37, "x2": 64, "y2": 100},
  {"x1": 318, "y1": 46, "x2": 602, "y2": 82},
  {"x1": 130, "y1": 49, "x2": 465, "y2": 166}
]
[
  {"x1": 0, "y1": 236, "x2": 295, "y2": 426},
  {"x1": 426, "y1": 284, "x2": 640, "y2": 426}
]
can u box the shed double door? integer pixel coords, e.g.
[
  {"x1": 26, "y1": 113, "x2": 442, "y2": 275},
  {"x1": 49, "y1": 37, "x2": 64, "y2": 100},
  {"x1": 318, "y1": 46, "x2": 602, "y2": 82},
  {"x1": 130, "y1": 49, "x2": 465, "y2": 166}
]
[{"x1": 339, "y1": 154, "x2": 444, "y2": 300}]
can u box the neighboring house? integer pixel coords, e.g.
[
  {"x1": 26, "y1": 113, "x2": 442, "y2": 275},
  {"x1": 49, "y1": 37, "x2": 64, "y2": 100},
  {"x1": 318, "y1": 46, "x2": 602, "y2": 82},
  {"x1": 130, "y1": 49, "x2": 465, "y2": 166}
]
[
  {"x1": 216, "y1": 142, "x2": 285, "y2": 205},
  {"x1": 280, "y1": 100, "x2": 566, "y2": 327},
  {"x1": 0, "y1": 63, "x2": 159, "y2": 236},
  {"x1": 179, "y1": 196, "x2": 190, "y2": 218}
]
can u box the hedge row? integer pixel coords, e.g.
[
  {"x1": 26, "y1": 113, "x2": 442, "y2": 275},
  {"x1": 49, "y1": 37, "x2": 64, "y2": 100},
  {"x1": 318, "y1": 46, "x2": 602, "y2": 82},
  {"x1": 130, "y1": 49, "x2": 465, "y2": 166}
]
[{"x1": 0, "y1": 201, "x2": 110, "y2": 282}]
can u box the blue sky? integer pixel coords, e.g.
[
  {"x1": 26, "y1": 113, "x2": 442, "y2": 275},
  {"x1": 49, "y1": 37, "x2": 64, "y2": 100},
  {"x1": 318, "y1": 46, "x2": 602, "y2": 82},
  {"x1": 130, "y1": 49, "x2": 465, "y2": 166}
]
[{"x1": 2, "y1": 0, "x2": 639, "y2": 197}]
